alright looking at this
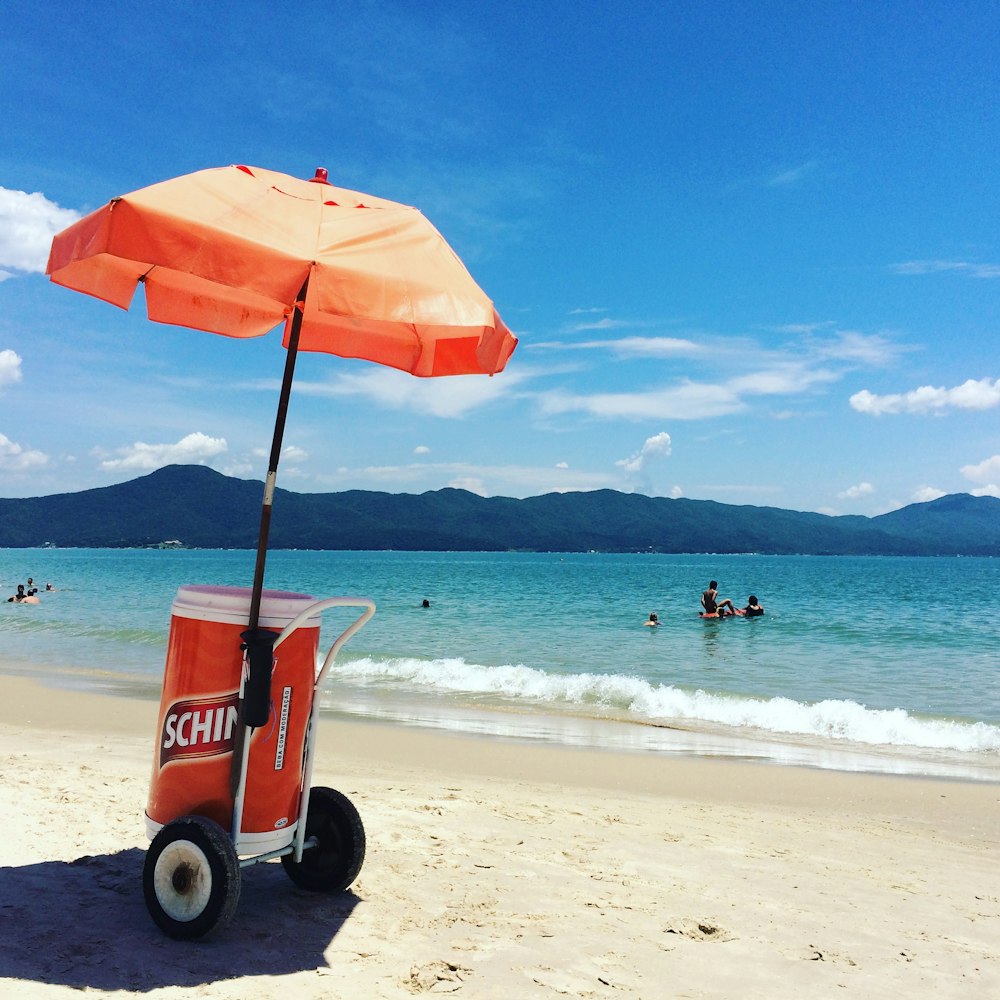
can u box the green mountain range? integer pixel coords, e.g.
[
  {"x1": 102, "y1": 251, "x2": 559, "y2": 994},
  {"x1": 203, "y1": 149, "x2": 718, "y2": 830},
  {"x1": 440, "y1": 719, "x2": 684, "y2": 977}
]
[{"x1": 1, "y1": 465, "x2": 998, "y2": 555}]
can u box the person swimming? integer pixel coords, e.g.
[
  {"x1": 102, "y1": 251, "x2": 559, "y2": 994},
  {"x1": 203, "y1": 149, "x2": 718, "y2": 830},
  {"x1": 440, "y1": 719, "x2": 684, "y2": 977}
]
[
  {"x1": 644, "y1": 612, "x2": 660, "y2": 627},
  {"x1": 744, "y1": 595, "x2": 765, "y2": 617}
]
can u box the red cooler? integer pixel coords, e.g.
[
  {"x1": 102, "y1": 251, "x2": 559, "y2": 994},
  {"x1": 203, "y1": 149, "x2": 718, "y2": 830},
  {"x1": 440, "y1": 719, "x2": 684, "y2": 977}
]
[{"x1": 145, "y1": 585, "x2": 322, "y2": 853}]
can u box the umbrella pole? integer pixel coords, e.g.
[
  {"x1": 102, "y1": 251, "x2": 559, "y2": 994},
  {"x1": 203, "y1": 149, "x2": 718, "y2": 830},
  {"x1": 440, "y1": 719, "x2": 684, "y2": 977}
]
[
  {"x1": 248, "y1": 278, "x2": 309, "y2": 629},
  {"x1": 231, "y1": 279, "x2": 308, "y2": 803}
]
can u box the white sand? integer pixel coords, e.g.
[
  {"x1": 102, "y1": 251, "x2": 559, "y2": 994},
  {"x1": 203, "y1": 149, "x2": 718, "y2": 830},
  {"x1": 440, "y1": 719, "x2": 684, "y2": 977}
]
[{"x1": 0, "y1": 674, "x2": 998, "y2": 999}]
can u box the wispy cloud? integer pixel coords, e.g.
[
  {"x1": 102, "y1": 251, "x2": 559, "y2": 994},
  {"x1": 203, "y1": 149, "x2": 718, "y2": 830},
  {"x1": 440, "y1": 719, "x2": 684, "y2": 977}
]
[
  {"x1": 0, "y1": 186, "x2": 80, "y2": 274},
  {"x1": 251, "y1": 444, "x2": 309, "y2": 465},
  {"x1": 771, "y1": 322, "x2": 837, "y2": 335},
  {"x1": 766, "y1": 160, "x2": 819, "y2": 187},
  {"x1": 912, "y1": 486, "x2": 945, "y2": 503},
  {"x1": 850, "y1": 377, "x2": 1000, "y2": 415},
  {"x1": 538, "y1": 381, "x2": 742, "y2": 420},
  {"x1": 533, "y1": 327, "x2": 897, "y2": 422},
  {"x1": 530, "y1": 335, "x2": 702, "y2": 357},
  {"x1": 296, "y1": 366, "x2": 526, "y2": 418},
  {"x1": 698, "y1": 483, "x2": 783, "y2": 495},
  {"x1": 727, "y1": 362, "x2": 839, "y2": 396},
  {"x1": 812, "y1": 331, "x2": 908, "y2": 366},
  {"x1": 318, "y1": 460, "x2": 617, "y2": 497},
  {"x1": 565, "y1": 317, "x2": 633, "y2": 333},
  {"x1": 891, "y1": 260, "x2": 1000, "y2": 279}
]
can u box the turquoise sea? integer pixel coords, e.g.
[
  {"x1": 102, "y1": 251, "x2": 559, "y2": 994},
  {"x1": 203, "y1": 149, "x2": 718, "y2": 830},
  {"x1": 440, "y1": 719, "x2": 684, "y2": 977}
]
[{"x1": 2, "y1": 548, "x2": 999, "y2": 781}]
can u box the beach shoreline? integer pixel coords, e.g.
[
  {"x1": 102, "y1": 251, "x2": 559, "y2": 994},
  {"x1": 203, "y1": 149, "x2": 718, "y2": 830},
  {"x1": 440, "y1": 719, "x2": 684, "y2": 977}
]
[
  {"x1": 6, "y1": 652, "x2": 1000, "y2": 785},
  {"x1": 1, "y1": 671, "x2": 998, "y2": 998}
]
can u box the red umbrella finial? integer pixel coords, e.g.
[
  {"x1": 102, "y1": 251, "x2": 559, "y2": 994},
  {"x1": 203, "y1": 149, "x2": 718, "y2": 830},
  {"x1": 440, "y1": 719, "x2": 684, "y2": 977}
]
[{"x1": 310, "y1": 167, "x2": 330, "y2": 184}]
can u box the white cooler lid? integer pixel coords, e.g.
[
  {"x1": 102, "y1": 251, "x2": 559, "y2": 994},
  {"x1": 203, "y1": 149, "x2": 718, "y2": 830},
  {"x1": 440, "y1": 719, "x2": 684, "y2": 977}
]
[{"x1": 171, "y1": 584, "x2": 321, "y2": 628}]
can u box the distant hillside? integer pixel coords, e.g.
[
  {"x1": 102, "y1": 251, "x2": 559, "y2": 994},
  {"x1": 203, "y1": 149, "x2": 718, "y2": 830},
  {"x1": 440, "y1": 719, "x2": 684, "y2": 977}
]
[{"x1": 0, "y1": 465, "x2": 998, "y2": 555}]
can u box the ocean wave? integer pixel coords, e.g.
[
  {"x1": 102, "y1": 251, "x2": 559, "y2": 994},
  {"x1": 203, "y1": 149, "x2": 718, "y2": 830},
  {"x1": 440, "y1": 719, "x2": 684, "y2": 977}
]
[{"x1": 334, "y1": 655, "x2": 1000, "y2": 753}]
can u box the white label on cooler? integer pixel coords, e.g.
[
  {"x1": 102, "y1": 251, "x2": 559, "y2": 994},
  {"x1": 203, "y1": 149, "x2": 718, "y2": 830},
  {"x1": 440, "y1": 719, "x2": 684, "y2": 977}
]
[{"x1": 275, "y1": 685, "x2": 292, "y2": 770}]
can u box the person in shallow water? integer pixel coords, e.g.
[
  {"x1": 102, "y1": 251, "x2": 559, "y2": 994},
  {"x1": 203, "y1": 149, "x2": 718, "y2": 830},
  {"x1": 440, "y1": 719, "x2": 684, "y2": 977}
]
[
  {"x1": 743, "y1": 595, "x2": 765, "y2": 617},
  {"x1": 701, "y1": 580, "x2": 736, "y2": 616},
  {"x1": 643, "y1": 612, "x2": 660, "y2": 627}
]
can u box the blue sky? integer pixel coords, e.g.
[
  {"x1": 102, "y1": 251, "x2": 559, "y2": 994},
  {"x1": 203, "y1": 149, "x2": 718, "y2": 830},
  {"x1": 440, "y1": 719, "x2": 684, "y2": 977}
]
[{"x1": 1, "y1": 1, "x2": 998, "y2": 515}]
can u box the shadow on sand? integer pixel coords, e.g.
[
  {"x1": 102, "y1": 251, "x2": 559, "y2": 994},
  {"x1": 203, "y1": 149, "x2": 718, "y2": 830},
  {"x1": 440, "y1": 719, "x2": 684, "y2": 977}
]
[{"x1": 0, "y1": 847, "x2": 360, "y2": 991}]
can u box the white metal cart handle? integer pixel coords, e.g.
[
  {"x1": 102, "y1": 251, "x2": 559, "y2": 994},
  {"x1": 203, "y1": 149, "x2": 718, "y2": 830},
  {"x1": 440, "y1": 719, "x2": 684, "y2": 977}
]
[
  {"x1": 232, "y1": 596, "x2": 376, "y2": 851},
  {"x1": 272, "y1": 596, "x2": 376, "y2": 690}
]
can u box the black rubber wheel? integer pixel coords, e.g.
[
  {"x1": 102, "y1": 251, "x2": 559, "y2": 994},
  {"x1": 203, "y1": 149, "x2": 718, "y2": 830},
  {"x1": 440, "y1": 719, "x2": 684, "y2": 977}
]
[
  {"x1": 281, "y1": 786, "x2": 365, "y2": 892},
  {"x1": 143, "y1": 815, "x2": 241, "y2": 939}
]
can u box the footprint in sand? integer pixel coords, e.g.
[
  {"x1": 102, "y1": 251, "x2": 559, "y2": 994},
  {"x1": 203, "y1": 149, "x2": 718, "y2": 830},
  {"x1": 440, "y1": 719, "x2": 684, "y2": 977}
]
[{"x1": 663, "y1": 918, "x2": 734, "y2": 942}]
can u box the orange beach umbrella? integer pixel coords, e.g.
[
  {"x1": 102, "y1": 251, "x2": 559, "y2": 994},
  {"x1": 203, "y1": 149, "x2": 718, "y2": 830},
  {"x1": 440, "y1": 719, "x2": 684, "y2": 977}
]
[{"x1": 47, "y1": 164, "x2": 517, "y2": 628}]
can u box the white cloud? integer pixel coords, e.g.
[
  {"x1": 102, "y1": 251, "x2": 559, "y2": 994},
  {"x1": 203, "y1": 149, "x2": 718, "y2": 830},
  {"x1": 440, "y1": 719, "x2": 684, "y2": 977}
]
[
  {"x1": 540, "y1": 382, "x2": 742, "y2": 420},
  {"x1": 530, "y1": 335, "x2": 701, "y2": 357},
  {"x1": 838, "y1": 482, "x2": 874, "y2": 500},
  {"x1": 448, "y1": 476, "x2": 487, "y2": 495},
  {"x1": 591, "y1": 336, "x2": 702, "y2": 357},
  {"x1": 960, "y1": 454, "x2": 1000, "y2": 485},
  {"x1": 300, "y1": 367, "x2": 523, "y2": 418},
  {"x1": 813, "y1": 331, "x2": 905, "y2": 366},
  {"x1": 971, "y1": 484, "x2": 1000, "y2": 498},
  {"x1": 221, "y1": 461, "x2": 255, "y2": 478},
  {"x1": 616, "y1": 431, "x2": 672, "y2": 475},
  {"x1": 0, "y1": 432, "x2": 49, "y2": 471},
  {"x1": 892, "y1": 260, "x2": 1000, "y2": 279},
  {"x1": 0, "y1": 187, "x2": 81, "y2": 274},
  {"x1": 766, "y1": 160, "x2": 818, "y2": 187},
  {"x1": 317, "y1": 460, "x2": 617, "y2": 497},
  {"x1": 100, "y1": 432, "x2": 228, "y2": 471},
  {"x1": 700, "y1": 483, "x2": 783, "y2": 496},
  {"x1": 850, "y1": 378, "x2": 1000, "y2": 415},
  {"x1": 728, "y1": 363, "x2": 839, "y2": 396},
  {"x1": 774, "y1": 322, "x2": 836, "y2": 335},
  {"x1": 281, "y1": 444, "x2": 308, "y2": 463},
  {"x1": 668, "y1": 485, "x2": 683, "y2": 498},
  {"x1": 566, "y1": 317, "x2": 632, "y2": 332},
  {"x1": 0, "y1": 349, "x2": 23, "y2": 391},
  {"x1": 539, "y1": 358, "x2": 841, "y2": 422},
  {"x1": 555, "y1": 461, "x2": 569, "y2": 469},
  {"x1": 414, "y1": 445, "x2": 431, "y2": 455},
  {"x1": 912, "y1": 486, "x2": 946, "y2": 503},
  {"x1": 616, "y1": 431, "x2": 673, "y2": 495}
]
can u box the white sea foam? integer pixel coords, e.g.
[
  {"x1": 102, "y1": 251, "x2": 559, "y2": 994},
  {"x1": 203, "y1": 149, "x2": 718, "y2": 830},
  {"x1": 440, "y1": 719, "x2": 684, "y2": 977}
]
[{"x1": 335, "y1": 655, "x2": 1000, "y2": 754}]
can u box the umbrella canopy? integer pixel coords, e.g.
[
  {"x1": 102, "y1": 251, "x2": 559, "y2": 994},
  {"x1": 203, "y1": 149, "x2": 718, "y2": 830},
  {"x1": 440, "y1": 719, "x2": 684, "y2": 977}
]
[
  {"x1": 48, "y1": 164, "x2": 517, "y2": 791},
  {"x1": 47, "y1": 164, "x2": 516, "y2": 377},
  {"x1": 49, "y1": 161, "x2": 515, "y2": 653}
]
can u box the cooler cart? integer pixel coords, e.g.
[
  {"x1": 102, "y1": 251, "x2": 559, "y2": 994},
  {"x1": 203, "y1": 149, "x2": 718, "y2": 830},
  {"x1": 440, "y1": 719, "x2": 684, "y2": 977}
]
[{"x1": 143, "y1": 585, "x2": 375, "y2": 939}]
